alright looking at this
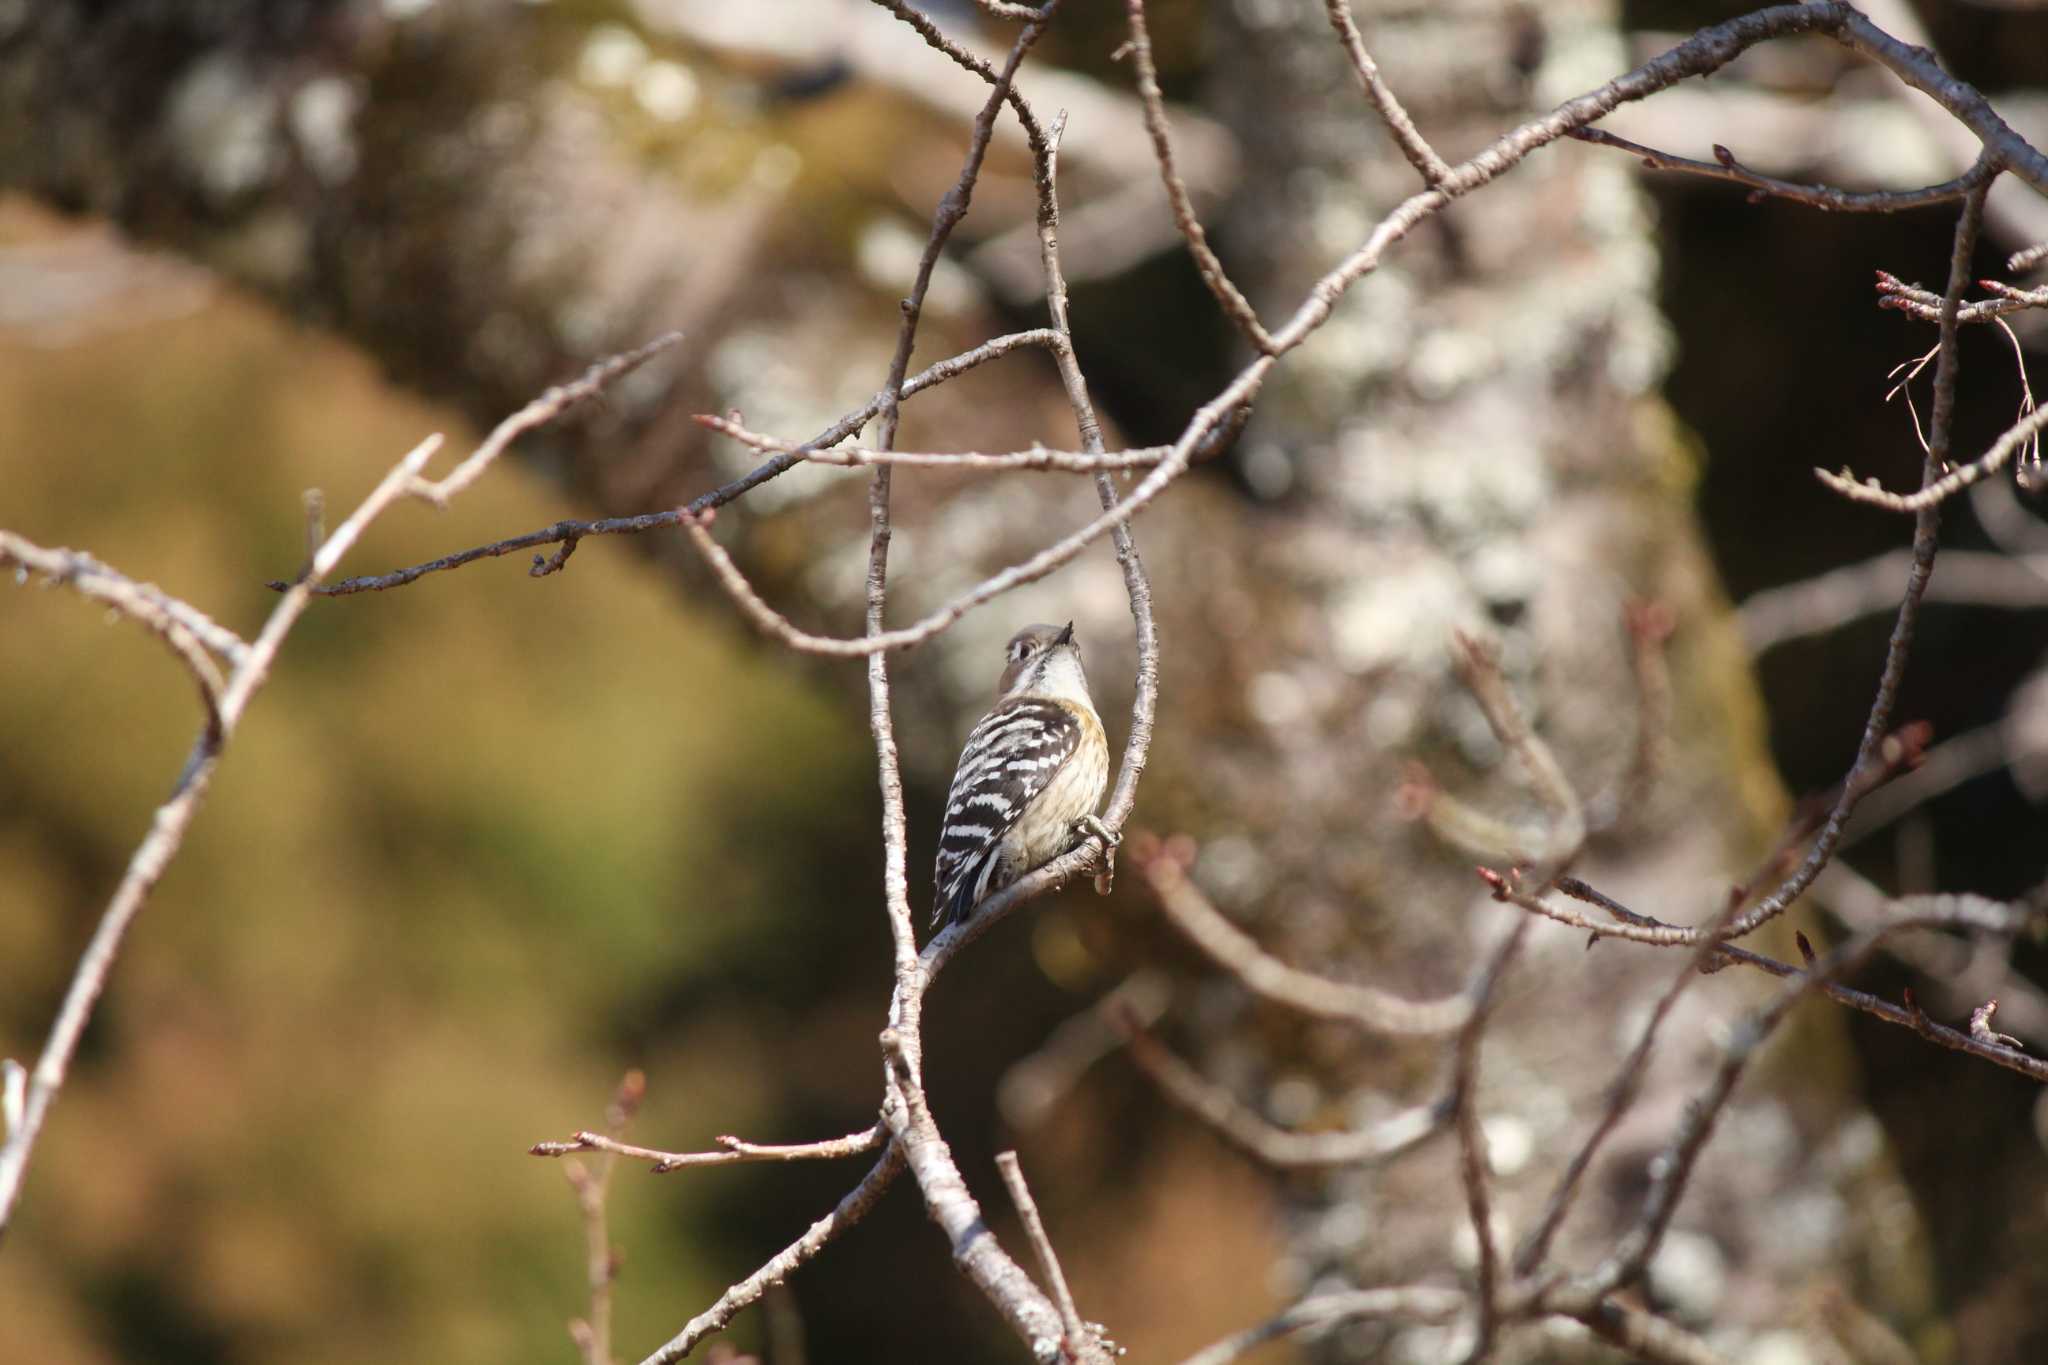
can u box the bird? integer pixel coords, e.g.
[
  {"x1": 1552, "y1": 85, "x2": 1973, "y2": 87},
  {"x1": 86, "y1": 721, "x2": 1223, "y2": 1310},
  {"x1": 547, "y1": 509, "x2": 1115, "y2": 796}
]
[{"x1": 931, "y1": 622, "x2": 1112, "y2": 932}]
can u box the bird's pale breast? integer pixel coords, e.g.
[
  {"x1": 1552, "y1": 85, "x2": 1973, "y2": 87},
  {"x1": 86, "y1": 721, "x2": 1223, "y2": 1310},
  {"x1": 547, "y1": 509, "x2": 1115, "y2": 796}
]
[{"x1": 1000, "y1": 699, "x2": 1108, "y2": 876}]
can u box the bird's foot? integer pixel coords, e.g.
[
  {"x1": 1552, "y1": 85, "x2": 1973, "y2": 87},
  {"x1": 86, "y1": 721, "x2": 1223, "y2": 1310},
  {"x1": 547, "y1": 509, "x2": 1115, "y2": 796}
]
[
  {"x1": 1074, "y1": 814, "x2": 1119, "y2": 894},
  {"x1": 1073, "y1": 814, "x2": 1120, "y2": 849}
]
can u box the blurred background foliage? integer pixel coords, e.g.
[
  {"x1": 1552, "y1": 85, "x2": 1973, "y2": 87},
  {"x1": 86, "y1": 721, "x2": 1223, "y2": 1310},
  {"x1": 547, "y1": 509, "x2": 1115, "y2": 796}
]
[
  {"x1": 5, "y1": 1, "x2": 2048, "y2": 1363},
  {"x1": 0, "y1": 205, "x2": 885, "y2": 1362}
]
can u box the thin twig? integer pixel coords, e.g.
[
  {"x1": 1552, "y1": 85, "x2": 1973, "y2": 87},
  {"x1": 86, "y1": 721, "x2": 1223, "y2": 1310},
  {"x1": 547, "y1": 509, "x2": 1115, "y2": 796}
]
[
  {"x1": 1174, "y1": 1286, "x2": 1467, "y2": 1365},
  {"x1": 1453, "y1": 919, "x2": 1531, "y2": 1363},
  {"x1": 1322, "y1": 0, "x2": 1450, "y2": 185},
  {"x1": 1137, "y1": 839, "x2": 1471, "y2": 1035},
  {"x1": 855, "y1": 6, "x2": 1092, "y2": 1357},
  {"x1": 1562, "y1": 1300, "x2": 1732, "y2": 1365},
  {"x1": 563, "y1": 1071, "x2": 645, "y2": 1365},
  {"x1": 1740, "y1": 547, "x2": 2048, "y2": 651},
  {"x1": 1118, "y1": 1012, "x2": 1451, "y2": 1168},
  {"x1": 674, "y1": 353, "x2": 1221, "y2": 656},
  {"x1": 1, "y1": 532, "x2": 233, "y2": 739},
  {"x1": 1722, "y1": 176, "x2": 1993, "y2": 940},
  {"x1": 972, "y1": 0, "x2": 1051, "y2": 20},
  {"x1": 0, "y1": 534, "x2": 248, "y2": 665},
  {"x1": 698, "y1": 414, "x2": 1175, "y2": 471},
  {"x1": 1476, "y1": 873, "x2": 2048, "y2": 1082},
  {"x1": 1548, "y1": 921, "x2": 1915, "y2": 1310},
  {"x1": 0, "y1": 434, "x2": 441, "y2": 1235},
  {"x1": 406, "y1": 333, "x2": 683, "y2": 508},
  {"x1": 531, "y1": 1123, "x2": 885, "y2": 1173},
  {"x1": 1032, "y1": 106, "x2": 1160, "y2": 872},
  {"x1": 0, "y1": 333, "x2": 671, "y2": 1237},
  {"x1": 1123, "y1": 0, "x2": 1273, "y2": 352},
  {"x1": 1435, "y1": 632, "x2": 1588, "y2": 870},
  {"x1": 0, "y1": 434, "x2": 447, "y2": 1234},
  {"x1": 996, "y1": 1152, "x2": 1091, "y2": 1355},
  {"x1": 637, "y1": 1142, "x2": 906, "y2": 1365},
  {"x1": 1512, "y1": 884, "x2": 1752, "y2": 1277},
  {"x1": 1877, "y1": 270, "x2": 2048, "y2": 324},
  {"x1": 1816, "y1": 401, "x2": 2048, "y2": 511},
  {"x1": 298, "y1": 329, "x2": 1060, "y2": 597},
  {"x1": 1570, "y1": 126, "x2": 1987, "y2": 212}
]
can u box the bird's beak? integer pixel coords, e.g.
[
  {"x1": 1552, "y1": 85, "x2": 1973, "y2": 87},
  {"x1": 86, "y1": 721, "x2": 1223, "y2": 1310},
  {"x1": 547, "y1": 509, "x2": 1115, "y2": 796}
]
[{"x1": 1056, "y1": 621, "x2": 1075, "y2": 646}]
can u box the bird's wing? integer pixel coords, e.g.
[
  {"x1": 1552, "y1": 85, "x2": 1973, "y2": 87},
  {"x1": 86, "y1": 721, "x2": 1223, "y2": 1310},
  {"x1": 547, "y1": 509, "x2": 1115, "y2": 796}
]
[{"x1": 932, "y1": 696, "x2": 1082, "y2": 929}]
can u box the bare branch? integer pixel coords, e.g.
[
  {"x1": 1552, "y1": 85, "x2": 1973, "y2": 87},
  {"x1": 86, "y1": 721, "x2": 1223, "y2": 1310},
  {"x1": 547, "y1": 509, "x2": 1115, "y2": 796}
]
[
  {"x1": 0, "y1": 432, "x2": 442, "y2": 1235},
  {"x1": 405, "y1": 332, "x2": 683, "y2": 509},
  {"x1": 1877, "y1": 270, "x2": 2047, "y2": 325},
  {"x1": 561, "y1": 1071, "x2": 646, "y2": 1365},
  {"x1": 637, "y1": 1143, "x2": 906, "y2": 1365},
  {"x1": 1513, "y1": 886, "x2": 1753, "y2": 1278},
  {"x1": 0, "y1": 329, "x2": 673, "y2": 1236},
  {"x1": 1719, "y1": 177, "x2": 1992, "y2": 940},
  {"x1": 870, "y1": 0, "x2": 1050, "y2": 151},
  {"x1": 1478, "y1": 873, "x2": 2048, "y2": 1082},
  {"x1": 531, "y1": 1123, "x2": 885, "y2": 1174},
  {"x1": 1452, "y1": 920, "x2": 1531, "y2": 1362},
  {"x1": 2, "y1": 532, "x2": 234, "y2": 738},
  {"x1": 996, "y1": 1152, "x2": 1091, "y2": 1356},
  {"x1": 1741, "y1": 547, "x2": 2048, "y2": 651},
  {"x1": 300, "y1": 328, "x2": 1061, "y2": 597},
  {"x1": 1138, "y1": 839, "x2": 1472, "y2": 1036},
  {"x1": 695, "y1": 413, "x2": 1175, "y2": 472},
  {"x1": 1561, "y1": 1300, "x2": 1733, "y2": 1365},
  {"x1": 1816, "y1": 401, "x2": 2048, "y2": 511},
  {"x1": 1431, "y1": 632, "x2": 1588, "y2": 870},
  {"x1": 1122, "y1": 0, "x2": 1274, "y2": 352},
  {"x1": 1174, "y1": 1286, "x2": 1466, "y2": 1365},
  {"x1": 1118, "y1": 1012, "x2": 1450, "y2": 1168},
  {"x1": 999, "y1": 972, "x2": 1171, "y2": 1131},
  {"x1": 0, "y1": 432, "x2": 446, "y2": 1233},
  {"x1": 0, "y1": 533, "x2": 248, "y2": 665},
  {"x1": 1032, "y1": 109, "x2": 1162, "y2": 851},
  {"x1": 1570, "y1": 126, "x2": 1991, "y2": 212},
  {"x1": 972, "y1": 0, "x2": 1051, "y2": 21},
  {"x1": 1549, "y1": 921, "x2": 1912, "y2": 1310},
  {"x1": 1835, "y1": 7, "x2": 2048, "y2": 195},
  {"x1": 673, "y1": 305, "x2": 1227, "y2": 658},
  {"x1": 849, "y1": 7, "x2": 1097, "y2": 1358},
  {"x1": 1322, "y1": 0, "x2": 1450, "y2": 185}
]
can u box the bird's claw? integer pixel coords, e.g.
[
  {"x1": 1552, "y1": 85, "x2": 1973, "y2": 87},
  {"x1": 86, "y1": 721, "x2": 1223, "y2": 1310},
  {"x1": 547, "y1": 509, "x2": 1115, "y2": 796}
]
[
  {"x1": 1074, "y1": 815, "x2": 1119, "y2": 895},
  {"x1": 1074, "y1": 814, "x2": 1120, "y2": 849}
]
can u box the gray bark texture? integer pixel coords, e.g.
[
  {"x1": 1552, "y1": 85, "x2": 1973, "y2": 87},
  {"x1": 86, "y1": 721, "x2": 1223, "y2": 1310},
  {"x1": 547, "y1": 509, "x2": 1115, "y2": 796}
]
[
  {"x1": 1174, "y1": 4, "x2": 1932, "y2": 1357},
  {"x1": 1, "y1": 0, "x2": 1952, "y2": 1358}
]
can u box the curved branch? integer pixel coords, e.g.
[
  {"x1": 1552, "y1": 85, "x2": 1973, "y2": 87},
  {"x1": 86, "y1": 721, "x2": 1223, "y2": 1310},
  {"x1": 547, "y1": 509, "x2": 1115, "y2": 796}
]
[
  {"x1": 1138, "y1": 846, "x2": 1472, "y2": 1037},
  {"x1": 1119, "y1": 1015, "x2": 1452, "y2": 1168},
  {"x1": 637, "y1": 1142, "x2": 907, "y2": 1365}
]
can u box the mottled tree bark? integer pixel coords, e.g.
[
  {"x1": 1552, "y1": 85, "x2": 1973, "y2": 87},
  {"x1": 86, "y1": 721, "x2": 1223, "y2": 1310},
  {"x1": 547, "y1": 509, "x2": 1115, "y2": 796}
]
[{"x1": 1154, "y1": 2, "x2": 1938, "y2": 1358}]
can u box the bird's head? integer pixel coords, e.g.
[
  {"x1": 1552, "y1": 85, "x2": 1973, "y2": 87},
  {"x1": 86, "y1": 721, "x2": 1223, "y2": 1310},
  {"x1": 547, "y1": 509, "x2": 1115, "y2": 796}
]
[{"x1": 997, "y1": 621, "x2": 1086, "y2": 700}]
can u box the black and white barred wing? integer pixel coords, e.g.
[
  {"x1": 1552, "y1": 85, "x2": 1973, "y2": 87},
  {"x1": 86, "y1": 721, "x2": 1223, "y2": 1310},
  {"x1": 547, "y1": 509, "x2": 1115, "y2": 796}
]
[{"x1": 932, "y1": 696, "x2": 1081, "y2": 929}]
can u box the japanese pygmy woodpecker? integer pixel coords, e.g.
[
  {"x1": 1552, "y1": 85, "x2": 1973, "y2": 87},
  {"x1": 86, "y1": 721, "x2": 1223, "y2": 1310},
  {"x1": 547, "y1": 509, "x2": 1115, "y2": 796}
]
[{"x1": 931, "y1": 622, "x2": 1111, "y2": 930}]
